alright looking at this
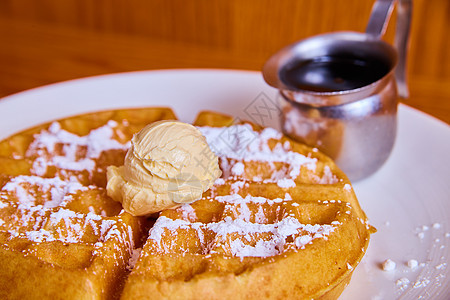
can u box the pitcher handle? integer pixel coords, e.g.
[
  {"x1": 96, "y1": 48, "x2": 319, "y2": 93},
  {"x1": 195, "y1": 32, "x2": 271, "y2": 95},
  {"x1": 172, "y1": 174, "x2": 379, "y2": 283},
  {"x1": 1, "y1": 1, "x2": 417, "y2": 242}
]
[
  {"x1": 366, "y1": 0, "x2": 396, "y2": 38},
  {"x1": 366, "y1": 0, "x2": 411, "y2": 99},
  {"x1": 395, "y1": 0, "x2": 412, "y2": 98}
]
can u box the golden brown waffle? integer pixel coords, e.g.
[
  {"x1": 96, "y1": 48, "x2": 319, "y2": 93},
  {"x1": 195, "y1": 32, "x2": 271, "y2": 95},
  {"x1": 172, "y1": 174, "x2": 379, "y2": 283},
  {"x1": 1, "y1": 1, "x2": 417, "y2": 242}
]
[
  {"x1": 0, "y1": 108, "x2": 373, "y2": 299},
  {"x1": 121, "y1": 111, "x2": 374, "y2": 299},
  {"x1": 0, "y1": 107, "x2": 176, "y2": 299}
]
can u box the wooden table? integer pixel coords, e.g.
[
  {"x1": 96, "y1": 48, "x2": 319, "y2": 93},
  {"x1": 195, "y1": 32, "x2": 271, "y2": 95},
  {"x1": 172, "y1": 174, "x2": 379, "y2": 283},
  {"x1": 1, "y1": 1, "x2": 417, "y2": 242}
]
[{"x1": 0, "y1": 0, "x2": 449, "y2": 124}]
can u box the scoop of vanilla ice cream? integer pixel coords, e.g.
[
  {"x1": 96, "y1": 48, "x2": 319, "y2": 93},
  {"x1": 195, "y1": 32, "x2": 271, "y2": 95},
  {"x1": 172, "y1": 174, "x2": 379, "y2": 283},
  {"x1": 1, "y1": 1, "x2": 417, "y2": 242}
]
[{"x1": 106, "y1": 120, "x2": 221, "y2": 216}]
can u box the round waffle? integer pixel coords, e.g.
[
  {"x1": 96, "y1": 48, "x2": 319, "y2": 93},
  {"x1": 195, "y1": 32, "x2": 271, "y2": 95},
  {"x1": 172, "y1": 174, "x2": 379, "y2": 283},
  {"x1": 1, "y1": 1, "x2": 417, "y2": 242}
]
[{"x1": 0, "y1": 108, "x2": 373, "y2": 299}]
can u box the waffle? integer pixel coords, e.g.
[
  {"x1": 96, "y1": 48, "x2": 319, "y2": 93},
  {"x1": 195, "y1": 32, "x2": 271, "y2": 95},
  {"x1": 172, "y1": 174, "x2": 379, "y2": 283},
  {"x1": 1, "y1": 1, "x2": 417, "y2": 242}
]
[
  {"x1": 0, "y1": 107, "x2": 176, "y2": 299},
  {"x1": 121, "y1": 111, "x2": 374, "y2": 299},
  {"x1": 0, "y1": 108, "x2": 373, "y2": 299}
]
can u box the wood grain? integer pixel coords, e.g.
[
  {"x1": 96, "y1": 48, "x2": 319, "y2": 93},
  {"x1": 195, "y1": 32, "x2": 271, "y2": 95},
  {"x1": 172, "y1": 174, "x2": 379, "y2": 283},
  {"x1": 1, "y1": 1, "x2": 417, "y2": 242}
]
[{"x1": 0, "y1": 0, "x2": 448, "y2": 123}]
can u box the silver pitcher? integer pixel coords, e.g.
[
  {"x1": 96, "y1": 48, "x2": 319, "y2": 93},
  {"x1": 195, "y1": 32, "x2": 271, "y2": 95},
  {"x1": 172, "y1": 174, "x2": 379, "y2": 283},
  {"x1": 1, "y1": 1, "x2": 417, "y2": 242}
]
[{"x1": 263, "y1": 0, "x2": 412, "y2": 181}]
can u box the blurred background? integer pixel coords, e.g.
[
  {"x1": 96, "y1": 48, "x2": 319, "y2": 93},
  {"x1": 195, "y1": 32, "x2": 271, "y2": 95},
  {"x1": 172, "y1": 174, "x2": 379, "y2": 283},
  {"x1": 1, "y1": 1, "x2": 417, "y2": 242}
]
[{"x1": 0, "y1": 0, "x2": 448, "y2": 123}]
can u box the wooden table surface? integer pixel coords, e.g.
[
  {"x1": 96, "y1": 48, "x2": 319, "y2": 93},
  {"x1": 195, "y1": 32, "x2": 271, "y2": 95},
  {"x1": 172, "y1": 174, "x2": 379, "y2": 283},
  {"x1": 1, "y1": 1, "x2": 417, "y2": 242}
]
[{"x1": 0, "y1": 0, "x2": 449, "y2": 124}]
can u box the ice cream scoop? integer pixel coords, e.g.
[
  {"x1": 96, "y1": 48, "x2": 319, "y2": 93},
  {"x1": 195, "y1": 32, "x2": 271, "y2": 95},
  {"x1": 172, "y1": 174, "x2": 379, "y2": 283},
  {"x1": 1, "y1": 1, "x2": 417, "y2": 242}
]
[{"x1": 106, "y1": 120, "x2": 221, "y2": 216}]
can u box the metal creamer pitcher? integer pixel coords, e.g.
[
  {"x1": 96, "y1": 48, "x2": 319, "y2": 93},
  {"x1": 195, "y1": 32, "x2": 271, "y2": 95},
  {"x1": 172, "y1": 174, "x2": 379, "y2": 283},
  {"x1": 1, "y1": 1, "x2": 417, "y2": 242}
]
[{"x1": 263, "y1": 0, "x2": 412, "y2": 181}]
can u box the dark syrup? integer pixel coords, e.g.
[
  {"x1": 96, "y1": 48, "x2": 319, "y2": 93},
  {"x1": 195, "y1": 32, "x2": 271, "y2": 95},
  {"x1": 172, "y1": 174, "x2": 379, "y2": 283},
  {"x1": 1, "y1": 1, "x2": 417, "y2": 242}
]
[{"x1": 280, "y1": 55, "x2": 391, "y2": 92}]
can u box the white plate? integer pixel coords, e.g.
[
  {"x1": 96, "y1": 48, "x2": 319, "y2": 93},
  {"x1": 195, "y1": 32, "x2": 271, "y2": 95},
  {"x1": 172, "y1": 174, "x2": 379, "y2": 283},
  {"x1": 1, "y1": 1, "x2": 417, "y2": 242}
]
[{"x1": 1, "y1": 69, "x2": 449, "y2": 299}]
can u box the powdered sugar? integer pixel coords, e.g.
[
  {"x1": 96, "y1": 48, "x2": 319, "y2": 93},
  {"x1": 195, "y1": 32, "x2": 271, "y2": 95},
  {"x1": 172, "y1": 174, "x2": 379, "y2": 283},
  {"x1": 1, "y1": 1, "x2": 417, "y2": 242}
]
[
  {"x1": 382, "y1": 259, "x2": 396, "y2": 271},
  {"x1": 230, "y1": 181, "x2": 247, "y2": 194},
  {"x1": 2, "y1": 175, "x2": 88, "y2": 208},
  {"x1": 26, "y1": 121, "x2": 130, "y2": 175},
  {"x1": 407, "y1": 259, "x2": 419, "y2": 269},
  {"x1": 177, "y1": 204, "x2": 198, "y2": 222},
  {"x1": 216, "y1": 194, "x2": 289, "y2": 206},
  {"x1": 412, "y1": 278, "x2": 431, "y2": 289},
  {"x1": 148, "y1": 192, "x2": 338, "y2": 258},
  {"x1": 231, "y1": 162, "x2": 245, "y2": 176},
  {"x1": 198, "y1": 125, "x2": 319, "y2": 181},
  {"x1": 147, "y1": 189, "x2": 341, "y2": 258},
  {"x1": 214, "y1": 178, "x2": 225, "y2": 185},
  {"x1": 25, "y1": 229, "x2": 55, "y2": 243},
  {"x1": 3, "y1": 206, "x2": 121, "y2": 244},
  {"x1": 378, "y1": 220, "x2": 449, "y2": 296},
  {"x1": 315, "y1": 166, "x2": 338, "y2": 184},
  {"x1": 343, "y1": 184, "x2": 352, "y2": 191},
  {"x1": 0, "y1": 120, "x2": 135, "y2": 247},
  {"x1": 396, "y1": 277, "x2": 410, "y2": 291},
  {"x1": 277, "y1": 178, "x2": 296, "y2": 188},
  {"x1": 148, "y1": 215, "x2": 337, "y2": 258}
]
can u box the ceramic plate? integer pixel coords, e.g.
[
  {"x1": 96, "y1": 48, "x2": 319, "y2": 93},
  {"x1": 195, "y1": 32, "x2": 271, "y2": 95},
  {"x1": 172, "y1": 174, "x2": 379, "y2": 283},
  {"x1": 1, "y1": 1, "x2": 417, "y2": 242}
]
[{"x1": 1, "y1": 70, "x2": 449, "y2": 299}]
